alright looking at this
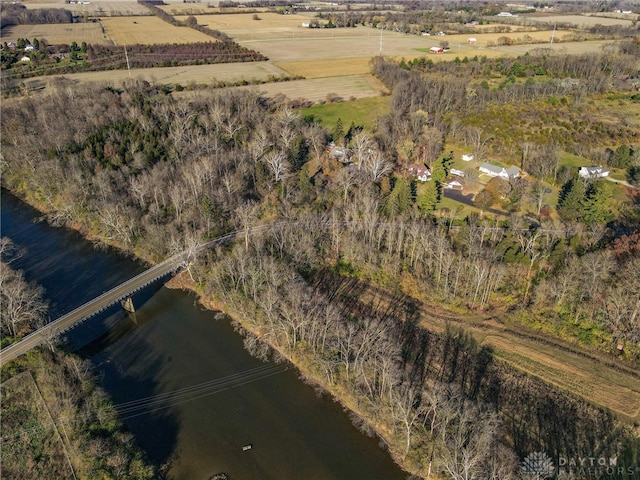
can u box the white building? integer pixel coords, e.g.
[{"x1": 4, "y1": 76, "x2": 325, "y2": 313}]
[
  {"x1": 479, "y1": 162, "x2": 520, "y2": 179},
  {"x1": 579, "y1": 166, "x2": 610, "y2": 179}
]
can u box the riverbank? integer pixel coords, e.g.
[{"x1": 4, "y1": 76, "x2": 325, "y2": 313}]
[{"x1": 165, "y1": 271, "x2": 418, "y2": 477}]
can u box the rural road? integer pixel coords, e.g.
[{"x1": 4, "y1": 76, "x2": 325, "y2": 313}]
[
  {"x1": 443, "y1": 189, "x2": 508, "y2": 217},
  {"x1": 0, "y1": 228, "x2": 251, "y2": 367}
]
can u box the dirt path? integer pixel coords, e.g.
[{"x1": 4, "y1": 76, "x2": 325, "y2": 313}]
[{"x1": 358, "y1": 287, "x2": 640, "y2": 423}]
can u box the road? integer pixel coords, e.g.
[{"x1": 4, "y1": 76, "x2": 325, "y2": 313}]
[
  {"x1": 443, "y1": 188, "x2": 508, "y2": 217},
  {"x1": 0, "y1": 228, "x2": 251, "y2": 367},
  {"x1": 0, "y1": 254, "x2": 183, "y2": 367}
]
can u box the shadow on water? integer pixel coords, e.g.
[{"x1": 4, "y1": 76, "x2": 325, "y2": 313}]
[
  {"x1": 77, "y1": 302, "x2": 181, "y2": 471},
  {"x1": 0, "y1": 189, "x2": 148, "y2": 318}
]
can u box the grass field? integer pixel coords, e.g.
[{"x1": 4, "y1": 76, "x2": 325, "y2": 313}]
[
  {"x1": 236, "y1": 74, "x2": 387, "y2": 103},
  {"x1": 2, "y1": 23, "x2": 112, "y2": 45},
  {"x1": 100, "y1": 16, "x2": 213, "y2": 45},
  {"x1": 300, "y1": 95, "x2": 390, "y2": 130}
]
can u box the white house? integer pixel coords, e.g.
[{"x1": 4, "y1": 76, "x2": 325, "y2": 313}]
[
  {"x1": 408, "y1": 164, "x2": 431, "y2": 182},
  {"x1": 450, "y1": 168, "x2": 465, "y2": 177},
  {"x1": 461, "y1": 154, "x2": 474, "y2": 161},
  {"x1": 579, "y1": 166, "x2": 610, "y2": 179},
  {"x1": 445, "y1": 180, "x2": 464, "y2": 190},
  {"x1": 467, "y1": 38, "x2": 477, "y2": 44},
  {"x1": 479, "y1": 162, "x2": 520, "y2": 179}
]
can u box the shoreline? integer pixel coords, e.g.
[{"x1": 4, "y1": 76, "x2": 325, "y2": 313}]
[{"x1": 164, "y1": 270, "x2": 417, "y2": 477}]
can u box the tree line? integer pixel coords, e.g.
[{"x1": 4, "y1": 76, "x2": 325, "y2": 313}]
[{"x1": 0, "y1": 3, "x2": 73, "y2": 29}]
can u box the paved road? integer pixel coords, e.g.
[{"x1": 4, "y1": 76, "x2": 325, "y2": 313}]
[
  {"x1": 0, "y1": 229, "x2": 251, "y2": 367},
  {"x1": 443, "y1": 188, "x2": 508, "y2": 217}
]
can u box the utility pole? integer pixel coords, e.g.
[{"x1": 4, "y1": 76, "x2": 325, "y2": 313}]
[{"x1": 124, "y1": 45, "x2": 131, "y2": 79}]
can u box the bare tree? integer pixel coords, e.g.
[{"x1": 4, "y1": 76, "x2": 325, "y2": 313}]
[
  {"x1": 262, "y1": 150, "x2": 289, "y2": 183},
  {"x1": 234, "y1": 201, "x2": 260, "y2": 251},
  {"x1": 363, "y1": 151, "x2": 393, "y2": 182},
  {"x1": 464, "y1": 127, "x2": 492, "y2": 163},
  {"x1": 0, "y1": 262, "x2": 48, "y2": 337}
]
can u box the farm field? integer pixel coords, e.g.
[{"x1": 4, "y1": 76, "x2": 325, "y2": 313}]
[
  {"x1": 523, "y1": 13, "x2": 635, "y2": 26},
  {"x1": 2, "y1": 23, "x2": 112, "y2": 45},
  {"x1": 180, "y1": 12, "x2": 318, "y2": 34},
  {"x1": 100, "y1": 16, "x2": 213, "y2": 45},
  {"x1": 24, "y1": 0, "x2": 151, "y2": 16},
  {"x1": 22, "y1": 61, "x2": 288, "y2": 89}
]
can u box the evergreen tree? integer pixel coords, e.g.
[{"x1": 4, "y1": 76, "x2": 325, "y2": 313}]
[
  {"x1": 416, "y1": 181, "x2": 438, "y2": 214},
  {"x1": 558, "y1": 178, "x2": 586, "y2": 222},
  {"x1": 582, "y1": 182, "x2": 615, "y2": 225},
  {"x1": 383, "y1": 177, "x2": 413, "y2": 216},
  {"x1": 332, "y1": 118, "x2": 344, "y2": 144}
]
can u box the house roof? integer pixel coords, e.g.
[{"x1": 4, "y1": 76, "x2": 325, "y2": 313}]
[
  {"x1": 580, "y1": 165, "x2": 609, "y2": 174},
  {"x1": 479, "y1": 162, "x2": 504, "y2": 174},
  {"x1": 480, "y1": 163, "x2": 520, "y2": 178},
  {"x1": 506, "y1": 166, "x2": 521, "y2": 177},
  {"x1": 408, "y1": 163, "x2": 430, "y2": 176}
]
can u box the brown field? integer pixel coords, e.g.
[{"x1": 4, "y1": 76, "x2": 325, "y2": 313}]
[
  {"x1": 180, "y1": 12, "x2": 316, "y2": 32},
  {"x1": 24, "y1": 1, "x2": 151, "y2": 16},
  {"x1": 355, "y1": 286, "x2": 640, "y2": 424},
  {"x1": 22, "y1": 61, "x2": 288, "y2": 89},
  {"x1": 2, "y1": 23, "x2": 112, "y2": 45},
  {"x1": 275, "y1": 58, "x2": 373, "y2": 78},
  {"x1": 523, "y1": 13, "x2": 635, "y2": 26},
  {"x1": 235, "y1": 74, "x2": 387, "y2": 102},
  {"x1": 100, "y1": 16, "x2": 213, "y2": 45}
]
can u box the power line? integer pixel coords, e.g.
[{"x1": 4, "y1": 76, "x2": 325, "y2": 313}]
[{"x1": 1, "y1": 362, "x2": 289, "y2": 444}]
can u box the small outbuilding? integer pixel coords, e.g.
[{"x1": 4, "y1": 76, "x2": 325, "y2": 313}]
[
  {"x1": 461, "y1": 154, "x2": 474, "y2": 161},
  {"x1": 430, "y1": 47, "x2": 444, "y2": 54},
  {"x1": 467, "y1": 38, "x2": 477, "y2": 44}
]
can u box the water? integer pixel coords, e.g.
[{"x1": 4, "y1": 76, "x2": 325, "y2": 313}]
[{"x1": 1, "y1": 189, "x2": 408, "y2": 480}]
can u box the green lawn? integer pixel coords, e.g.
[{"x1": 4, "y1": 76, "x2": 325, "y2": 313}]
[{"x1": 299, "y1": 96, "x2": 390, "y2": 131}]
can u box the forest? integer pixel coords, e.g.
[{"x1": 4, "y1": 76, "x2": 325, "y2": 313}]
[{"x1": 1, "y1": 38, "x2": 639, "y2": 477}]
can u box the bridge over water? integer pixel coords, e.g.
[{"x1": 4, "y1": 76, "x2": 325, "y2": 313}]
[{"x1": 0, "y1": 230, "x2": 247, "y2": 367}]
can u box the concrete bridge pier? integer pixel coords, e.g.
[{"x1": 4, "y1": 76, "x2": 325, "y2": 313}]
[{"x1": 122, "y1": 297, "x2": 137, "y2": 324}]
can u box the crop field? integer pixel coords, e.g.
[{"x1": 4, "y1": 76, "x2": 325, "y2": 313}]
[
  {"x1": 22, "y1": 61, "x2": 287, "y2": 89},
  {"x1": 24, "y1": 1, "x2": 151, "y2": 16},
  {"x1": 100, "y1": 16, "x2": 213, "y2": 45},
  {"x1": 2, "y1": 23, "x2": 112, "y2": 45},
  {"x1": 179, "y1": 12, "x2": 316, "y2": 33},
  {"x1": 523, "y1": 13, "x2": 635, "y2": 26},
  {"x1": 275, "y1": 58, "x2": 373, "y2": 78}
]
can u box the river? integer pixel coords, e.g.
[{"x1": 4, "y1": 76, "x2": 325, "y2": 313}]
[{"x1": 1, "y1": 190, "x2": 408, "y2": 480}]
